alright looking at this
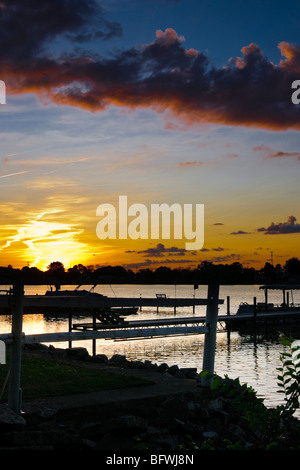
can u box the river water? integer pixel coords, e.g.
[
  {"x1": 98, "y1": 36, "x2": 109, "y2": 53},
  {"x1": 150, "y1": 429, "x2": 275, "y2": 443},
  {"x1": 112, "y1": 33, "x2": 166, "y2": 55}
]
[{"x1": 1, "y1": 284, "x2": 300, "y2": 411}]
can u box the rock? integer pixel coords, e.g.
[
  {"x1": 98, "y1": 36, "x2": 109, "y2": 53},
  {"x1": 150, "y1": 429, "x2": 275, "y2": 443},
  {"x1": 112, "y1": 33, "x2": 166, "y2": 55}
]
[
  {"x1": 92, "y1": 354, "x2": 109, "y2": 364},
  {"x1": 168, "y1": 365, "x2": 180, "y2": 376},
  {"x1": 157, "y1": 363, "x2": 169, "y2": 373},
  {"x1": 226, "y1": 423, "x2": 248, "y2": 443},
  {"x1": 81, "y1": 414, "x2": 148, "y2": 441},
  {"x1": 109, "y1": 354, "x2": 127, "y2": 366},
  {"x1": 127, "y1": 360, "x2": 145, "y2": 369},
  {"x1": 0, "y1": 405, "x2": 26, "y2": 431},
  {"x1": 144, "y1": 360, "x2": 157, "y2": 370},
  {"x1": 66, "y1": 347, "x2": 90, "y2": 361},
  {"x1": 173, "y1": 370, "x2": 186, "y2": 379},
  {"x1": 24, "y1": 343, "x2": 49, "y2": 352},
  {"x1": 39, "y1": 407, "x2": 58, "y2": 419},
  {"x1": 202, "y1": 430, "x2": 218, "y2": 440},
  {"x1": 160, "y1": 397, "x2": 190, "y2": 421},
  {"x1": 110, "y1": 415, "x2": 148, "y2": 435},
  {"x1": 180, "y1": 368, "x2": 198, "y2": 379},
  {"x1": 207, "y1": 398, "x2": 224, "y2": 412}
]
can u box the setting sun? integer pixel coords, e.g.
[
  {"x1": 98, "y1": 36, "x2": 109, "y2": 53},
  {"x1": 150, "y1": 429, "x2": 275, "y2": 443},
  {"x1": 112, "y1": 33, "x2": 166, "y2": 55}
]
[{"x1": 0, "y1": 210, "x2": 91, "y2": 270}]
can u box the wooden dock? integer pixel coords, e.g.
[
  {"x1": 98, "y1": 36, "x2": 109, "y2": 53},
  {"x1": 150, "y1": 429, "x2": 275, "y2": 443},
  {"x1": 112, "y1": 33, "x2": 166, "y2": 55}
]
[{"x1": 0, "y1": 293, "x2": 218, "y2": 315}]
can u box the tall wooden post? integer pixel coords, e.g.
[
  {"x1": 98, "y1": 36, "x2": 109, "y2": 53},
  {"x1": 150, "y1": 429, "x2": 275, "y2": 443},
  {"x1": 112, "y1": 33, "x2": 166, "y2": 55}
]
[
  {"x1": 92, "y1": 311, "x2": 96, "y2": 356},
  {"x1": 202, "y1": 284, "x2": 219, "y2": 387},
  {"x1": 227, "y1": 296, "x2": 230, "y2": 315},
  {"x1": 68, "y1": 309, "x2": 73, "y2": 349},
  {"x1": 8, "y1": 281, "x2": 24, "y2": 413}
]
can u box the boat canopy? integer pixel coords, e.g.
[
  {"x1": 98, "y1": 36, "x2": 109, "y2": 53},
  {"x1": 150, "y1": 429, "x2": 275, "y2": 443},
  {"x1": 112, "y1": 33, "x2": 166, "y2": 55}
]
[
  {"x1": 259, "y1": 284, "x2": 300, "y2": 306},
  {"x1": 259, "y1": 284, "x2": 300, "y2": 290}
]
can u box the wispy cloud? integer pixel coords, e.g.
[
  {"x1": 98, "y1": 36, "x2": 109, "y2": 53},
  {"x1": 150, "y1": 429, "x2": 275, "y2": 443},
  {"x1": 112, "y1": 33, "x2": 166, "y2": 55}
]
[
  {"x1": 0, "y1": 171, "x2": 28, "y2": 178},
  {"x1": 253, "y1": 145, "x2": 300, "y2": 160},
  {"x1": 179, "y1": 161, "x2": 203, "y2": 168}
]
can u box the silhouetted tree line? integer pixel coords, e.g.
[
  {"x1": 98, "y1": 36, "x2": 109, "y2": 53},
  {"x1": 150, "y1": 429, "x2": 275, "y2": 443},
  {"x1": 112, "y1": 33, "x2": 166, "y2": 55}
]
[{"x1": 0, "y1": 257, "x2": 300, "y2": 286}]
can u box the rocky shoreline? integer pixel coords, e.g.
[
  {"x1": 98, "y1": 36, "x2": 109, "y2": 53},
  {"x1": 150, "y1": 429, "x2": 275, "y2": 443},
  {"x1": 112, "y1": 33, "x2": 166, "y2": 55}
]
[{"x1": 1, "y1": 343, "x2": 300, "y2": 451}]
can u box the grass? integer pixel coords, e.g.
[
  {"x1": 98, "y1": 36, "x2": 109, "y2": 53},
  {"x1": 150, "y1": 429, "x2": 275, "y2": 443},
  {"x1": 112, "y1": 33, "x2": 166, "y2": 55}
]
[{"x1": 0, "y1": 353, "x2": 153, "y2": 401}]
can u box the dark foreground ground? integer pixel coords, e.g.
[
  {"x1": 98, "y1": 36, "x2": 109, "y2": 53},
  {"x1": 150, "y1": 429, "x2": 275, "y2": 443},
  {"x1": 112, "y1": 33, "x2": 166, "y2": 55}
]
[{"x1": 1, "y1": 343, "x2": 300, "y2": 452}]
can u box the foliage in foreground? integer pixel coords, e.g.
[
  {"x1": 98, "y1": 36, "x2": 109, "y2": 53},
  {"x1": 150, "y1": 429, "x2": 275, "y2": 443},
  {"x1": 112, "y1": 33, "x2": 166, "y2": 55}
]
[{"x1": 199, "y1": 335, "x2": 300, "y2": 450}]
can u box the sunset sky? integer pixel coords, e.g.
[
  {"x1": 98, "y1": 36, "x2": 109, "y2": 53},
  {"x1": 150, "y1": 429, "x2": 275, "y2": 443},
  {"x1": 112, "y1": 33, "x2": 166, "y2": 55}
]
[{"x1": 0, "y1": 0, "x2": 300, "y2": 271}]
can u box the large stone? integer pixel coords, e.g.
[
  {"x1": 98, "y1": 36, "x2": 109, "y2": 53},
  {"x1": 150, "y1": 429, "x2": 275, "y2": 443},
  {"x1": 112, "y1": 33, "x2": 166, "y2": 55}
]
[
  {"x1": 160, "y1": 397, "x2": 190, "y2": 421},
  {"x1": 0, "y1": 404, "x2": 26, "y2": 431},
  {"x1": 157, "y1": 363, "x2": 169, "y2": 373},
  {"x1": 180, "y1": 368, "x2": 198, "y2": 379},
  {"x1": 168, "y1": 365, "x2": 180, "y2": 376},
  {"x1": 109, "y1": 354, "x2": 127, "y2": 366},
  {"x1": 92, "y1": 354, "x2": 109, "y2": 364},
  {"x1": 66, "y1": 347, "x2": 90, "y2": 361}
]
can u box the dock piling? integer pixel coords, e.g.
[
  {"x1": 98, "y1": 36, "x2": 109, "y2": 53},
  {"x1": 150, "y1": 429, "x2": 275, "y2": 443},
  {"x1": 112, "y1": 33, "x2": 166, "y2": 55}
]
[
  {"x1": 8, "y1": 282, "x2": 24, "y2": 414},
  {"x1": 201, "y1": 284, "x2": 219, "y2": 387}
]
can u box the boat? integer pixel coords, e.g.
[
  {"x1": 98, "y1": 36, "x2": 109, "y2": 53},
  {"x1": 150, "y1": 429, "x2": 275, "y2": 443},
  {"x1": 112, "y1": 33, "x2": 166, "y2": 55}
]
[
  {"x1": 228, "y1": 284, "x2": 300, "y2": 331},
  {"x1": 43, "y1": 284, "x2": 138, "y2": 319},
  {"x1": 45, "y1": 284, "x2": 107, "y2": 298},
  {"x1": 236, "y1": 284, "x2": 300, "y2": 316}
]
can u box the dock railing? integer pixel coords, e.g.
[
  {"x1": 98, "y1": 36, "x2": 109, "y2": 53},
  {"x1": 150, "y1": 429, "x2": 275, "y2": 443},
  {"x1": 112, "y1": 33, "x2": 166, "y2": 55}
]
[{"x1": 0, "y1": 282, "x2": 221, "y2": 413}]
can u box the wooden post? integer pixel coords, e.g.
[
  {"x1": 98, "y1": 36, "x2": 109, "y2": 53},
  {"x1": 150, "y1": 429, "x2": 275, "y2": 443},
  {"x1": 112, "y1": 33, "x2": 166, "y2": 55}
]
[
  {"x1": 226, "y1": 296, "x2": 231, "y2": 342},
  {"x1": 8, "y1": 281, "x2": 24, "y2": 414},
  {"x1": 253, "y1": 296, "x2": 257, "y2": 340},
  {"x1": 202, "y1": 284, "x2": 219, "y2": 387},
  {"x1": 68, "y1": 309, "x2": 72, "y2": 349},
  {"x1": 227, "y1": 296, "x2": 230, "y2": 315},
  {"x1": 92, "y1": 311, "x2": 96, "y2": 356},
  {"x1": 265, "y1": 288, "x2": 268, "y2": 311}
]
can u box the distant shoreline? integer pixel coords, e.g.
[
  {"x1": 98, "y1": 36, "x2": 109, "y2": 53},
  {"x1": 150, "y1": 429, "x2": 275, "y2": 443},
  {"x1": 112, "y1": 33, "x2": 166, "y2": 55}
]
[{"x1": 0, "y1": 257, "x2": 299, "y2": 286}]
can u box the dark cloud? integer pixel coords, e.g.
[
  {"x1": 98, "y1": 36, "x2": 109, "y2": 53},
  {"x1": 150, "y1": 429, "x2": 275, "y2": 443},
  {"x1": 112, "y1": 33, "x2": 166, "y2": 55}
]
[
  {"x1": 126, "y1": 243, "x2": 189, "y2": 258},
  {"x1": 230, "y1": 230, "x2": 250, "y2": 235},
  {"x1": 257, "y1": 215, "x2": 300, "y2": 234},
  {"x1": 210, "y1": 254, "x2": 241, "y2": 263},
  {"x1": 0, "y1": 0, "x2": 122, "y2": 61},
  {"x1": 124, "y1": 258, "x2": 196, "y2": 270},
  {"x1": 2, "y1": 2, "x2": 300, "y2": 131}
]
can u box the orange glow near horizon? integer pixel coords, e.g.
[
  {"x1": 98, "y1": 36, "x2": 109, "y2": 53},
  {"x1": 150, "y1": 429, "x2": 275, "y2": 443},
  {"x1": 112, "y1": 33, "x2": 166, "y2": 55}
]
[
  {"x1": 0, "y1": 210, "x2": 299, "y2": 272},
  {"x1": 0, "y1": 210, "x2": 93, "y2": 271}
]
